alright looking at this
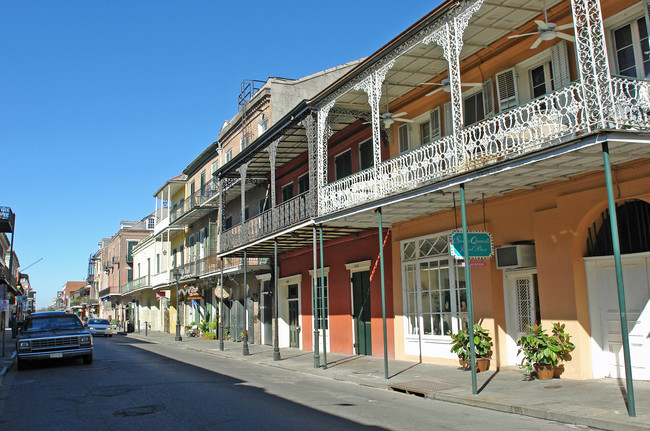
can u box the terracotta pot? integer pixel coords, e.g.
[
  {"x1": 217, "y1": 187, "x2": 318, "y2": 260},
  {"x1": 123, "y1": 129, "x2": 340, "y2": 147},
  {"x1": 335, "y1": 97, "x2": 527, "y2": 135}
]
[
  {"x1": 476, "y1": 358, "x2": 490, "y2": 372},
  {"x1": 535, "y1": 364, "x2": 554, "y2": 380},
  {"x1": 459, "y1": 359, "x2": 470, "y2": 369},
  {"x1": 553, "y1": 364, "x2": 565, "y2": 378}
]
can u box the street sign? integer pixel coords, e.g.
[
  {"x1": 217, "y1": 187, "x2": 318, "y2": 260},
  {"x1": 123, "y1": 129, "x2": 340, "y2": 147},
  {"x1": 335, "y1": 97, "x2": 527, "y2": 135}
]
[
  {"x1": 1, "y1": 300, "x2": 9, "y2": 311},
  {"x1": 450, "y1": 230, "x2": 494, "y2": 260}
]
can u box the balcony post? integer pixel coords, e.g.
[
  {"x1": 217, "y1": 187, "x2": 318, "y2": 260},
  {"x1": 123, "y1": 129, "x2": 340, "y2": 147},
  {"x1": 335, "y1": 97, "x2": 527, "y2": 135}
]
[
  {"x1": 571, "y1": 0, "x2": 614, "y2": 130},
  {"x1": 266, "y1": 138, "x2": 280, "y2": 230},
  {"x1": 237, "y1": 162, "x2": 250, "y2": 243},
  {"x1": 423, "y1": 0, "x2": 484, "y2": 167},
  {"x1": 302, "y1": 113, "x2": 318, "y2": 217},
  {"x1": 242, "y1": 250, "x2": 250, "y2": 356},
  {"x1": 602, "y1": 141, "x2": 636, "y2": 417},
  {"x1": 319, "y1": 225, "x2": 327, "y2": 369},
  {"x1": 273, "y1": 239, "x2": 281, "y2": 361},
  {"x1": 312, "y1": 225, "x2": 320, "y2": 368},
  {"x1": 460, "y1": 183, "x2": 477, "y2": 395}
]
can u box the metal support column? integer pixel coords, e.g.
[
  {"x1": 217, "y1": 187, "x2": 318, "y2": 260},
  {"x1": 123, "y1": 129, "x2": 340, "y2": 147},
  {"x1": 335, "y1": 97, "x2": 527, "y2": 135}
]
[
  {"x1": 273, "y1": 239, "x2": 281, "y2": 361},
  {"x1": 219, "y1": 257, "x2": 224, "y2": 351},
  {"x1": 242, "y1": 250, "x2": 249, "y2": 356},
  {"x1": 378, "y1": 208, "x2": 388, "y2": 379},
  {"x1": 319, "y1": 225, "x2": 327, "y2": 369},
  {"x1": 602, "y1": 141, "x2": 635, "y2": 416},
  {"x1": 312, "y1": 226, "x2": 320, "y2": 368},
  {"x1": 460, "y1": 183, "x2": 477, "y2": 395}
]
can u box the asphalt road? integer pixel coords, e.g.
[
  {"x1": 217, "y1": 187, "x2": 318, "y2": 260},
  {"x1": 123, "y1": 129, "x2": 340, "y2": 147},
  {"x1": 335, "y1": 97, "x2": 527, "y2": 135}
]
[{"x1": 0, "y1": 335, "x2": 588, "y2": 430}]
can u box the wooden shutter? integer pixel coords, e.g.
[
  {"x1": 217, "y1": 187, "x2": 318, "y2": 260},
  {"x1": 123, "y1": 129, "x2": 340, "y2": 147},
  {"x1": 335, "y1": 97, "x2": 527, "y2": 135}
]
[
  {"x1": 482, "y1": 78, "x2": 495, "y2": 117},
  {"x1": 398, "y1": 124, "x2": 410, "y2": 153},
  {"x1": 551, "y1": 41, "x2": 571, "y2": 88},
  {"x1": 208, "y1": 222, "x2": 217, "y2": 255},
  {"x1": 495, "y1": 68, "x2": 518, "y2": 111},
  {"x1": 443, "y1": 101, "x2": 452, "y2": 136},
  {"x1": 429, "y1": 107, "x2": 441, "y2": 140}
]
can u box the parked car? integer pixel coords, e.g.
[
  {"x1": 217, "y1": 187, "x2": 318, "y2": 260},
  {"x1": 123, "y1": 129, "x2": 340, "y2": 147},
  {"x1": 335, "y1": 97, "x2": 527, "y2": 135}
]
[
  {"x1": 15, "y1": 311, "x2": 93, "y2": 370},
  {"x1": 86, "y1": 318, "x2": 113, "y2": 337}
]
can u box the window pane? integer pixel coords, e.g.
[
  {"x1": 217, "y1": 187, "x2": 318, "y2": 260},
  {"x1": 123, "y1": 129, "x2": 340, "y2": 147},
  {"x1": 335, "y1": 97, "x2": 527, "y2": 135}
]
[
  {"x1": 420, "y1": 121, "x2": 431, "y2": 145},
  {"x1": 359, "y1": 140, "x2": 374, "y2": 170},
  {"x1": 298, "y1": 175, "x2": 309, "y2": 194},
  {"x1": 335, "y1": 151, "x2": 352, "y2": 180},
  {"x1": 615, "y1": 25, "x2": 637, "y2": 77},
  {"x1": 530, "y1": 65, "x2": 546, "y2": 98},
  {"x1": 638, "y1": 18, "x2": 650, "y2": 78}
]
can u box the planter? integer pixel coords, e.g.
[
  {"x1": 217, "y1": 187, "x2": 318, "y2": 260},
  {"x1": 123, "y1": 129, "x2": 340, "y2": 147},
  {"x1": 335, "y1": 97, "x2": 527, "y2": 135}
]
[
  {"x1": 553, "y1": 364, "x2": 565, "y2": 378},
  {"x1": 476, "y1": 358, "x2": 490, "y2": 372},
  {"x1": 535, "y1": 364, "x2": 554, "y2": 380}
]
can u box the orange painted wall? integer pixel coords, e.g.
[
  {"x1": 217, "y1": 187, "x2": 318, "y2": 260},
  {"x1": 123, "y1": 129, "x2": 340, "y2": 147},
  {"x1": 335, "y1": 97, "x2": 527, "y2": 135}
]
[
  {"x1": 390, "y1": 159, "x2": 650, "y2": 379},
  {"x1": 279, "y1": 229, "x2": 395, "y2": 358}
]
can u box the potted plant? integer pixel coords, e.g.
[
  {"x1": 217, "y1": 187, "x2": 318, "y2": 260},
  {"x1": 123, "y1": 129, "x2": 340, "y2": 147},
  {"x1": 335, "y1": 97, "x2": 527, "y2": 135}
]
[
  {"x1": 450, "y1": 324, "x2": 493, "y2": 372},
  {"x1": 551, "y1": 322, "x2": 575, "y2": 377},
  {"x1": 516, "y1": 324, "x2": 562, "y2": 380}
]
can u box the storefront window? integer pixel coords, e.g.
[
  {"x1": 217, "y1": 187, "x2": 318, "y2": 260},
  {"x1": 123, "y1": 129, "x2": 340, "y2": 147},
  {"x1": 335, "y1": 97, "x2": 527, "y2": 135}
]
[{"x1": 401, "y1": 233, "x2": 467, "y2": 338}]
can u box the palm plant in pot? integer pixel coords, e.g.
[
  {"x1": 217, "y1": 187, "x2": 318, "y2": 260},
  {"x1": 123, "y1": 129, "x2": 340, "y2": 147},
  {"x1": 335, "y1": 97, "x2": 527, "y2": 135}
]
[
  {"x1": 450, "y1": 324, "x2": 493, "y2": 372},
  {"x1": 516, "y1": 324, "x2": 562, "y2": 380}
]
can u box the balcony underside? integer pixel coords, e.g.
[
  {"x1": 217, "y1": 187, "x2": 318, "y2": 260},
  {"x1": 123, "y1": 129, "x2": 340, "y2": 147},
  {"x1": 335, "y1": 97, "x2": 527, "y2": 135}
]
[{"x1": 317, "y1": 131, "x2": 650, "y2": 229}]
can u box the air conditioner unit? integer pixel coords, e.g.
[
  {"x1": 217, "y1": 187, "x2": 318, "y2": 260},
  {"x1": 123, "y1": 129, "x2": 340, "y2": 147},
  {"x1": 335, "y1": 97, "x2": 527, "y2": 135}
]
[{"x1": 495, "y1": 244, "x2": 536, "y2": 269}]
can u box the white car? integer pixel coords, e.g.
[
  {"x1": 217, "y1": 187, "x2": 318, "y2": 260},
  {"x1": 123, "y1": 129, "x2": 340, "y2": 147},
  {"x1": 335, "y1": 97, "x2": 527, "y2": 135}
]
[{"x1": 86, "y1": 318, "x2": 114, "y2": 337}]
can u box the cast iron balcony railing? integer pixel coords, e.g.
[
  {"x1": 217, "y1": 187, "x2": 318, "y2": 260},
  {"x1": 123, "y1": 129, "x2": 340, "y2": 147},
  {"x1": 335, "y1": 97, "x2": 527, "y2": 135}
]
[
  {"x1": 319, "y1": 76, "x2": 650, "y2": 215},
  {"x1": 121, "y1": 275, "x2": 150, "y2": 295},
  {"x1": 220, "y1": 191, "x2": 310, "y2": 253}
]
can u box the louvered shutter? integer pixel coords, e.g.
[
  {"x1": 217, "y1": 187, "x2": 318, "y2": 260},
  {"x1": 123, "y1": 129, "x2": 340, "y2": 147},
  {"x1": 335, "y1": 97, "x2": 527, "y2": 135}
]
[
  {"x1": 208, "y1": 222, "x2": 217, "y2": 255},
  {"x1": 482, "y1": 78, "x2": 495, "y2": 117},
  {"x1": 398, "y1": 124, "x2": 410, "y2": 153},
  {"x1": 551, "y1": 41, "x2": 571, "y2": 88},
  {"x1": 429, "y1": 107, "x2": 441, "y2": 140},
  {"x1": 443, "y1": 101, "x2": 452, "y2": 136},
  {"x1": 495, "y1": 68, "x2": 518, "y2": 111}
]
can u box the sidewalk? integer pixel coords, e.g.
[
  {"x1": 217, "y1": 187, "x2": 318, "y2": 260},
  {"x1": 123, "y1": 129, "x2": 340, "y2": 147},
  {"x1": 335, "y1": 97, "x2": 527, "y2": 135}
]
[
  {"x1": 1, "y1": 328, "x2": 16, "y2": 378},
  {"x1": 125, "y1": 330, "x2": 649, "y2": 431}
]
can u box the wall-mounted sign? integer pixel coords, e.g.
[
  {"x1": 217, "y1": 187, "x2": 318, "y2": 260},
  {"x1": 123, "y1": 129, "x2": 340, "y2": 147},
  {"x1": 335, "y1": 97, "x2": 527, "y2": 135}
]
[
  {"x1": 450, "y1": 230, "x2": 494, "y2": 260},
  {"x1": 1, "y1": 299, "x2": 9, "y2": 311},
  {"x1": 186, "y1": 288, "x2": 203, "y2": 301}
]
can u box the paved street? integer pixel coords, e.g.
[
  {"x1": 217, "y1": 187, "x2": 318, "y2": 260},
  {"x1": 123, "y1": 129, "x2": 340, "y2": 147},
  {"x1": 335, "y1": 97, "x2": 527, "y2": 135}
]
[{"x1": 0, "y1": 335, "x2": 578, "y2": 430}]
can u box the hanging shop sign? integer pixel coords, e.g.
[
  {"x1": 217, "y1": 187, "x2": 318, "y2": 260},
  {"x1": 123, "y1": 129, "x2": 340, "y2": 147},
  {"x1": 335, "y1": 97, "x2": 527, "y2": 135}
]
[
  {"x1": 186, "y1": 288, "x2": 203, "y2": 301},
  {"x1": 450, "y1": 230, "x2": 494, "y2": 260}
]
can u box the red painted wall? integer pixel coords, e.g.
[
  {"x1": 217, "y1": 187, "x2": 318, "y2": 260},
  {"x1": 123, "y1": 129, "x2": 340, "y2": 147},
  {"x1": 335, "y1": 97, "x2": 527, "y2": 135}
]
[{"x1": 279, "y1": 229, "x2": 395, "y2": 358}]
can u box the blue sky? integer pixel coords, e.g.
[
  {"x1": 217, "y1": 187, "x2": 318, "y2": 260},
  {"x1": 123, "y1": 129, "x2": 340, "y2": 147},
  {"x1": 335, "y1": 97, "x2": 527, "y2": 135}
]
[{"x1": 1, "y1": 0, "x2": 441, "y2": 308}]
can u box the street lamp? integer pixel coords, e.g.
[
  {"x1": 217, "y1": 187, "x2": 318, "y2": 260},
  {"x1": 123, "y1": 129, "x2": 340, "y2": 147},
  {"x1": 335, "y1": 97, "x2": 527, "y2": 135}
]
[{"x1": 173, "y1": 267, "x2": 182, "y2": 341}]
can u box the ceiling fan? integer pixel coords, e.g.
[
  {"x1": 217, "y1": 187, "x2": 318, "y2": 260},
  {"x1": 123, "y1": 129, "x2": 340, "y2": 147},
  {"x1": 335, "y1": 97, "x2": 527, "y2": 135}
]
[
  {"x1": 508, "y1": 0, "x2": 574, "y2": 49},
  {"x1": 363, "y1": 82, "x2": 413, "y2": 128},
  {"x1": 421, "y1": 78, "x2": 482, "y2": 96}
]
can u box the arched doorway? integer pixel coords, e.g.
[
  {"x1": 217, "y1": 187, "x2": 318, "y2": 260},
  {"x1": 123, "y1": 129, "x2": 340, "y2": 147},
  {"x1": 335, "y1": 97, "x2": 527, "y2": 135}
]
[{"x1": 584, "y1": 200, "x2": 650, "y2": 380}]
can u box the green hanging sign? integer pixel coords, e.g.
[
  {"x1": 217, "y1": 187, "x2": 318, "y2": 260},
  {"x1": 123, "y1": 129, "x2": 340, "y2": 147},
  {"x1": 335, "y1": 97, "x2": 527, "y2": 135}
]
[{"x1": 450, "y1": 230, "x2": 494, "y2": 260}]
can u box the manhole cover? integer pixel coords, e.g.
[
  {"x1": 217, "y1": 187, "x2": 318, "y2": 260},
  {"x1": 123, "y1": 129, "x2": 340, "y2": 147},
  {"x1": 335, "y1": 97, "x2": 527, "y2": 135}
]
[
  {"x1": 89, "y1": 385, "x2": 138, "y2": 397},
  {"x1": 390, "y1": 380, "x2": 456, "y2": 397},
  {"x1": 114, "y1": 405, "x2": 158, "y2": 417}
]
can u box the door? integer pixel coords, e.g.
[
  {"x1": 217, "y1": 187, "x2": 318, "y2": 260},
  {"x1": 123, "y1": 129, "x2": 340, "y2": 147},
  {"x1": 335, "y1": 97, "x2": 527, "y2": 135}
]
[
  {"x1": 262, "y1": 289, "x2": 272, "y2": 346},
  {"x1": 288, "y1": 284, "x2": 300, "y2": 348},
  {"x1": 352, "y1": 271, "x2": 372, "y2": 355},
  {"x1": 232, "y1": 299, "x2": 245, "y2": 342},
  {"x1": 504, "y1": 271, "x2": 540, "y2": 366},
  {"x1": 586, "y1": 255, "x2": 650, "y2": 380}
]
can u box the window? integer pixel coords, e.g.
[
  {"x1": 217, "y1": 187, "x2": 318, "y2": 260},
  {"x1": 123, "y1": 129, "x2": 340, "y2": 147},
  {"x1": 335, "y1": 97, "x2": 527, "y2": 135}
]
[
  {"x1": 335, "y1": 150, "x2": 352, "y2": 180},
  {"x1": 398, "y1": 124, "x2": 410, "y2": 153},
  {"x1": 613, "y1": 17, "x2": 650, "y2": 78},
  {"x1": 298, "y1": 174, "x2": 309, "y2": 194},
  {"x1": 464, "y1": 91, "x2": 485, "y2": 126},
  {"x1": 315, "y1": 276, "x2": 329, "y2": 330},
  {"x1": 224, "y1": 215, "x2": 233, "y2": 230},
  {"x1": 402, "y1": 233, "x2": 468, "y2": 338},
  {"x1": 137, "y1": 263, "x2": 141, "y2": 278},
  {"x1": 127, "y1": 269, "x2": 133, "y2": 282},
  {"x1": 240, "y1": 133, "x2": 250, "y2": 151},
  {"x1": 189, "y1": 181, "x2": 195, "y2": 196},
  {"x1": 259, "y1": 197, "x2": 270, "y2": 213},
  {"x1": 529, "y1": 62, "x2": 554, "y2": 98},
  {"x1": 359, "y1": 140, "x2": 374, "y2": 171},
  {"x1": 258, "y1": 114, "x2": 268, "y2": 136},
  {"x1": 172, "y1": 249, "x2": 177, "y2": 268},
  {"x1": 211, "y1": 160, "x2": 219, "y2": 175},
  {"x1": 420, "y1": 121, "x2": 431, "y2": 146},
  {"x1": 126, "y1": 241, "x2": 137, "y2": 262},
  {"x1": 225, "y1": 149, "x2": 233, "y2": 163},
  {"x1": 282, "y1": 183, "x2": 294, "y2": 202},
  {"x1": 147, "y1": 217, "x2": 155, "y2": 229},
  {"x1": 180, "y1": 246, "x2": 184, "y2": 266},
  {"x1": 496, "y1": 68, "x2": 518, "y2": 111},
  {"x1": 200, "y1": 171, "x2": 206, "y2": 195}
]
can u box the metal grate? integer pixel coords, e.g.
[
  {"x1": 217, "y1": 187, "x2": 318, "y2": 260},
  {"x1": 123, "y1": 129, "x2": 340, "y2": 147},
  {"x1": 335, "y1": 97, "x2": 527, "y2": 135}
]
[
  {"x1": 516, "y1": 278, "x2": 532, "y2": 332},
  {"x1": 32, "y1": 337, "x2": 79, "y2": 350}
]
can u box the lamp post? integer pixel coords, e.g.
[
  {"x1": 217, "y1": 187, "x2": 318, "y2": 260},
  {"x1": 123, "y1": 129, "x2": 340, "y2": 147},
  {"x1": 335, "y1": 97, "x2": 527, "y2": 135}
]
[{"x1": 173, "y1": 267, "x2": 182, "y2": 341}]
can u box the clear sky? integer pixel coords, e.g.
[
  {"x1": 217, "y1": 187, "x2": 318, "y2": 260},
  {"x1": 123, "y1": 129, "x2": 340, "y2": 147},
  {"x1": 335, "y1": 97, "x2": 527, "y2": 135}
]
[{"x1": 1, "y1": 0, "x2": 441, "y2": 309}]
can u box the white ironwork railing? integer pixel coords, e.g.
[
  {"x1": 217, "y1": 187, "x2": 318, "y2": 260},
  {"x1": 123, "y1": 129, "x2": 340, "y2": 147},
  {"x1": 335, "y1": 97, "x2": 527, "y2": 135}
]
[
  {"x1": 320, "y1": 77, "x2": 650, "y2": 215},
  {"x1": 221, "y1": 192, "x2": 310, "y2": 253}
]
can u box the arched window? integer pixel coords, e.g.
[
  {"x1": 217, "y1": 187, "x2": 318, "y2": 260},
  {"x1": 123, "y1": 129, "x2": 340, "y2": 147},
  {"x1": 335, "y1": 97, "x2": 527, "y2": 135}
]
[{"x1": 586, "y1": 200, "x2": 650, "y2": 257}]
